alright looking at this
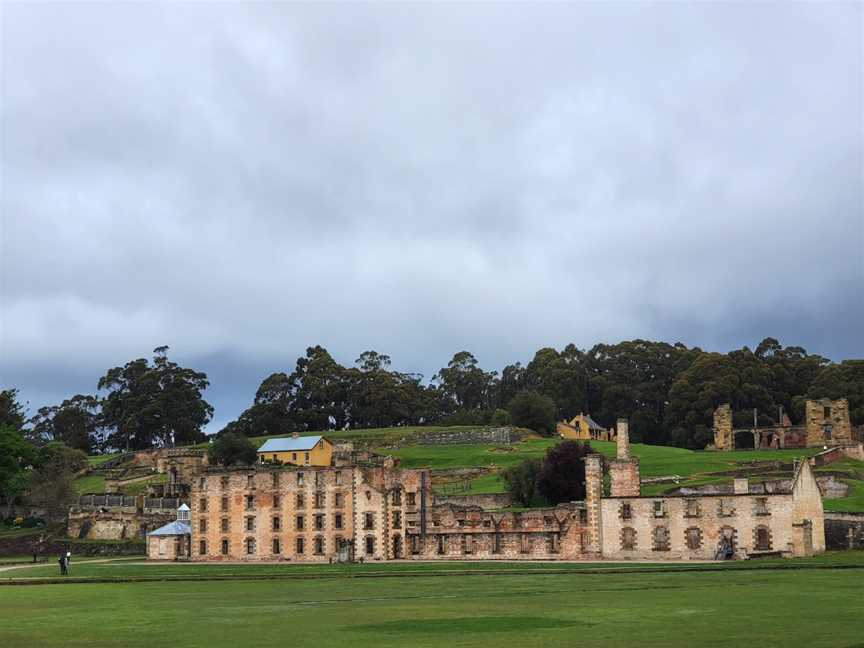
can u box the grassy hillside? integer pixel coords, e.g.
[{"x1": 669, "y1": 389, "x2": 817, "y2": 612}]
[{"x1": 80, "y1": 425, "x2": 864, "y2": 511}]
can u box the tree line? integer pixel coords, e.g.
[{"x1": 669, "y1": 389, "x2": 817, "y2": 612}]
[{"x1": 1, "y1": 338, "x2": 862, "y2": 457}]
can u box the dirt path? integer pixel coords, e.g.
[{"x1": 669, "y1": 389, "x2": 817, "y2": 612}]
[{"x1": 0, "y1": 557, "x2": 138, "y2": 574}]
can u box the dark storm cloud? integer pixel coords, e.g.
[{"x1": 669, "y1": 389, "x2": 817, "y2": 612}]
[{"x1": 1, "y1": 3, "x2": 861, "y2": 430}]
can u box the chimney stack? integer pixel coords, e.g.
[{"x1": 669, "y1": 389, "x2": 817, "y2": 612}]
[{"x1": 616, "y1": 418, "x2": 630, "y2": 460}]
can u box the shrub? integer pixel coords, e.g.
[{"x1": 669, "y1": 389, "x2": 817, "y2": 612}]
[
  {"x1": 501, "y1": 458, "x2": 543, "y2": 507},
  {"x1": 490, "y1": 408, "x2": 511, "y2": 426},
  {"x1": 507, "y1": 390, "x2": 557, "y2": 436},
  {"x1": 536, "y1": 441, "x2": 592, "y2": 504},
  {"x1": 208, "y1": 432, "x2": 258, "y2": 466}
]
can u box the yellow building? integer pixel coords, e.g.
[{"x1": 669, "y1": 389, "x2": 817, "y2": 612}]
[
  {"x1": 257, "y1": 434, "x2": 333, "y2": 467},
  {"x1": 557, "y1": 413, "x2": 616, "y2": 441}
]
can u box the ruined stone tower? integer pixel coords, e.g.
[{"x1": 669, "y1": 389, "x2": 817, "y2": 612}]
[
  {"x1": 584, "y1": 454, "x2": 604, "y2": 556},
  {"x1": 713, "y1": 403, "x2": 733, "y2": 451},
  {"x1": 805, "y1": 398, "x2": 852, "y2": 446},
  {"x1": 609, "y1": 419, "x2": 640, "y2": 497}
]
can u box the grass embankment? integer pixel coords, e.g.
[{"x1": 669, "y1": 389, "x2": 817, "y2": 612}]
[
  {"x1": 1, "y1": 557, "x2": 862, "y2": 647},
  {"x1": 388, "y1": 438, "x2": 829, "y2": 494},
  {"x1": 3, "y1": 550, "x2": 862, "y2": 582}
]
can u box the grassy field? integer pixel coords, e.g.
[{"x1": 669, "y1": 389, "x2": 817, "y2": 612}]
[
  {"x1": 2, "y1": 550, "x2": 863, "y2": 582},
  {"x1": 1, "y1": 556, "x2": 862, "y2": 647},
  {"x1": 73, "y1": 473, "x2": 107, "y2": 494},
  {"x1": 387, "y1": 439, "x2": 824, "y2": 474}
]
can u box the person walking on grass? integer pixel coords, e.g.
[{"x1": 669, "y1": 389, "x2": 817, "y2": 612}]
[
  {"x1": 58, "y1": 554, "x2": 67, "y2": 576},
  {"x1": 65, "y1": 551, "x2": 71, "y2": 575}
]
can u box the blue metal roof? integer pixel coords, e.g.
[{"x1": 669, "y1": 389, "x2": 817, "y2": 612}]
[
  {"x1": 257, "y1": 435, "x2": 324, "y2": 453},
  {"x1": 147, "y1": 520, "x2": 191, "y2": 536}
]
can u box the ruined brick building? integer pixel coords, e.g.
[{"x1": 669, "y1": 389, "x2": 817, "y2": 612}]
[
  {"x1": 186, "y1": 420, "x2": 824, "y2": 562},
  {"x1": 713, "y1": 398, "x2": 862, "y2": 451}
]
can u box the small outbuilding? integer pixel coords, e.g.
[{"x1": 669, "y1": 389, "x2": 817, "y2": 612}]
[
  {"x1": 146, "y1": 504, "x2": 191, "y2": 560},
  {"x1": 257, "y1": 433, "x2": 333, "y2": 466}
]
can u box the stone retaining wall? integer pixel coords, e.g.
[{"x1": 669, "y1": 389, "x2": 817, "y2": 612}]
[
  {"x1": 415, "y1": 427, "x2": 523, "y2": 446},
  {"x1": 0, "y1": 535, "x2": 145, "y2": 558}
]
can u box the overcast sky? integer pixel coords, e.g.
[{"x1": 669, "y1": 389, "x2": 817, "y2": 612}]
[{"x1": 1, "y1": 2, "x2": 862, "y2": 432}]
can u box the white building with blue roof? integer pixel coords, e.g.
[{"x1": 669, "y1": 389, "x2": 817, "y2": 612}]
[{"x1": 146, "y1": 504, "x2": 192, "y2": 560}]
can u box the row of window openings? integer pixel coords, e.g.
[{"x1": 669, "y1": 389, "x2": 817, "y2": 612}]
[
  {"x1": 428, "y1": 534, "x2": 560, "y2": 555},
  {"x1": 200, "y1": 492, "x2": 343, "y2": 512},
  {"x1": 199, "y1": 511, "x2": 403, "y2": 533},
  {"x1": 201, "y1": 470, "x2": 340, "y2": 492},
  {"x1": 207, "y1": 536, "x2": 376, "y2": 556},
  {"x1": 207, "y1": 536, "x2": 333, "y2": 556},
  {"x1": 619, "y1": 498, "x2": 771, "y2": 520},
  {"x1": 201, "y1": 491, "x2": 416, "y2": 512},
  {"x1": 620, "y1": 526, "x2": 772, "y2": 551}
]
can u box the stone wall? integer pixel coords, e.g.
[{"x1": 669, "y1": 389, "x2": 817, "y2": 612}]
[
  {"x1": 841, "y1": 443, "x2": 864, "y2": 461},
  {"x1": 713, "y1": 404, "x2": 733, "y2": 450},
  {"x1": 601, "y1": 461, "x2": 824, "y2": 559},
  {"x1": 824, "y1": 512, "x2": 864, "y2": 550},
  {"x1": 432, "y1": 493, "x2": 513, "y2": 509},
  {"x1": 805, "y1": 398, "x2": 853, "y2": 445},
  {"x1": 600, "y1": 493, "x2": 798, "y2": 560},
  {"x1": 0, "y1": 534, "x2": 145, "y2": 558},
  {"x1": 669, "y1": 475, "x2": 848, "y2": 499},
  {"x1": 414, "y1": 427, "x2": 523, "y2": 446},
  {"x1": 67, "y1": 509, "x2": 174, "y2": 540},
  {"x1": 405, "y1": 503, "x2": 592, "y2": 560}
]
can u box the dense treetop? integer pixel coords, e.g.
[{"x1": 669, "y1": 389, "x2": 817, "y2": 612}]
[{"x1": 2, "y1": 338, "x2": 862, "y2": 452}]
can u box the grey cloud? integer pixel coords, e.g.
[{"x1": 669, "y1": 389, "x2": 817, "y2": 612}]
[{"x1": 1, "y1": 2, "x2": 861, "y2": 430}]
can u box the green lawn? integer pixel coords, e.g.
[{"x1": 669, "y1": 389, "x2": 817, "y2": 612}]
[
  {"x1": 824, "y1": 478, "x2": 864, "y2": 512},
  {"x1": 87, "y1": 454, "x2": 120, "y2": 467},
  {"x1": 394, "y1": 439, "x2": 827, "y2": 496},
  {"x1": 196, "y1": 426, "x2": 493, "y2": 450},
  {"x1": 391, "y1": 439, "x2": 822, "y2": 474},
  {"x1": 73, "y1": 473, "x2": 106, "y2": 495},
  {"x1": 3, "y1": 550, "x2": 862, "y2": 582},
  {"x1": 1, "y1": 557, "x2": 862, "y2": 647},
  {"x1": 0, "y1": 527, "x2": 43, "y2": 540}
]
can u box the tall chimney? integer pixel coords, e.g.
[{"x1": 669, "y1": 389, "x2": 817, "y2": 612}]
[{"x1": 616, "y1": 418, "x2": 630, "y2": 460}]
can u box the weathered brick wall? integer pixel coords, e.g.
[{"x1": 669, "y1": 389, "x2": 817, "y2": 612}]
[
  {"x1": 190, "y1": 465, "x2": 430, "y2": 562},
  {"x1": 671, "y1": 475, "x2": 847, "y2": 499},
  {"x1": 584, "y1": 455, "x2": 604, "y2": 554},
  {"x1": 600, "y1": 459, "x2": 825, "y2": 560},
  {"x1": 713, "y1": 404, "x2": 733, "y2": 450},
  {"x1": 405, "y1": 504, "x2": 592, "y2": 560},
  {"x1": 824, "y1": 512, "x2": 864, "y2": 549},
  {"x1": 600, "y1": 493, "x2": 799, "y2": 560},
  {"x1": 806, "y1": 398, "x2": 853, "y2": 445},
  {"x1": 609, "y1": 460, "x2": 640, "y2": 497},
  {"x1": 147, "y1": 534, "x2": 190, "y2": 560},
  {"x1": 433, "y1": 493, "x2": 513, "y2": 509},
  {"x1": 67, "y1": 510, "x2": 173, "y2": 540}
]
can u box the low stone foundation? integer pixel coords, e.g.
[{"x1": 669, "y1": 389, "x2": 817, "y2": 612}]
[
  {"x1": 433, "y1": 493, "x2": 513, "y2": 509},
  {"x1": 824, "y1": 512, "x2": 864, "y2": 550}
]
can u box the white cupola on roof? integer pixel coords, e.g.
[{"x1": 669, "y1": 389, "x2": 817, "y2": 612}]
[{"x1": 177, "y1": 503, "x2": 190, "y2": 521}]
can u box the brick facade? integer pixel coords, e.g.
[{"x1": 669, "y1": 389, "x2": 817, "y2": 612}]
[{"x1": 185, "y1": 421, "x2": 825, "y2": 563}]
